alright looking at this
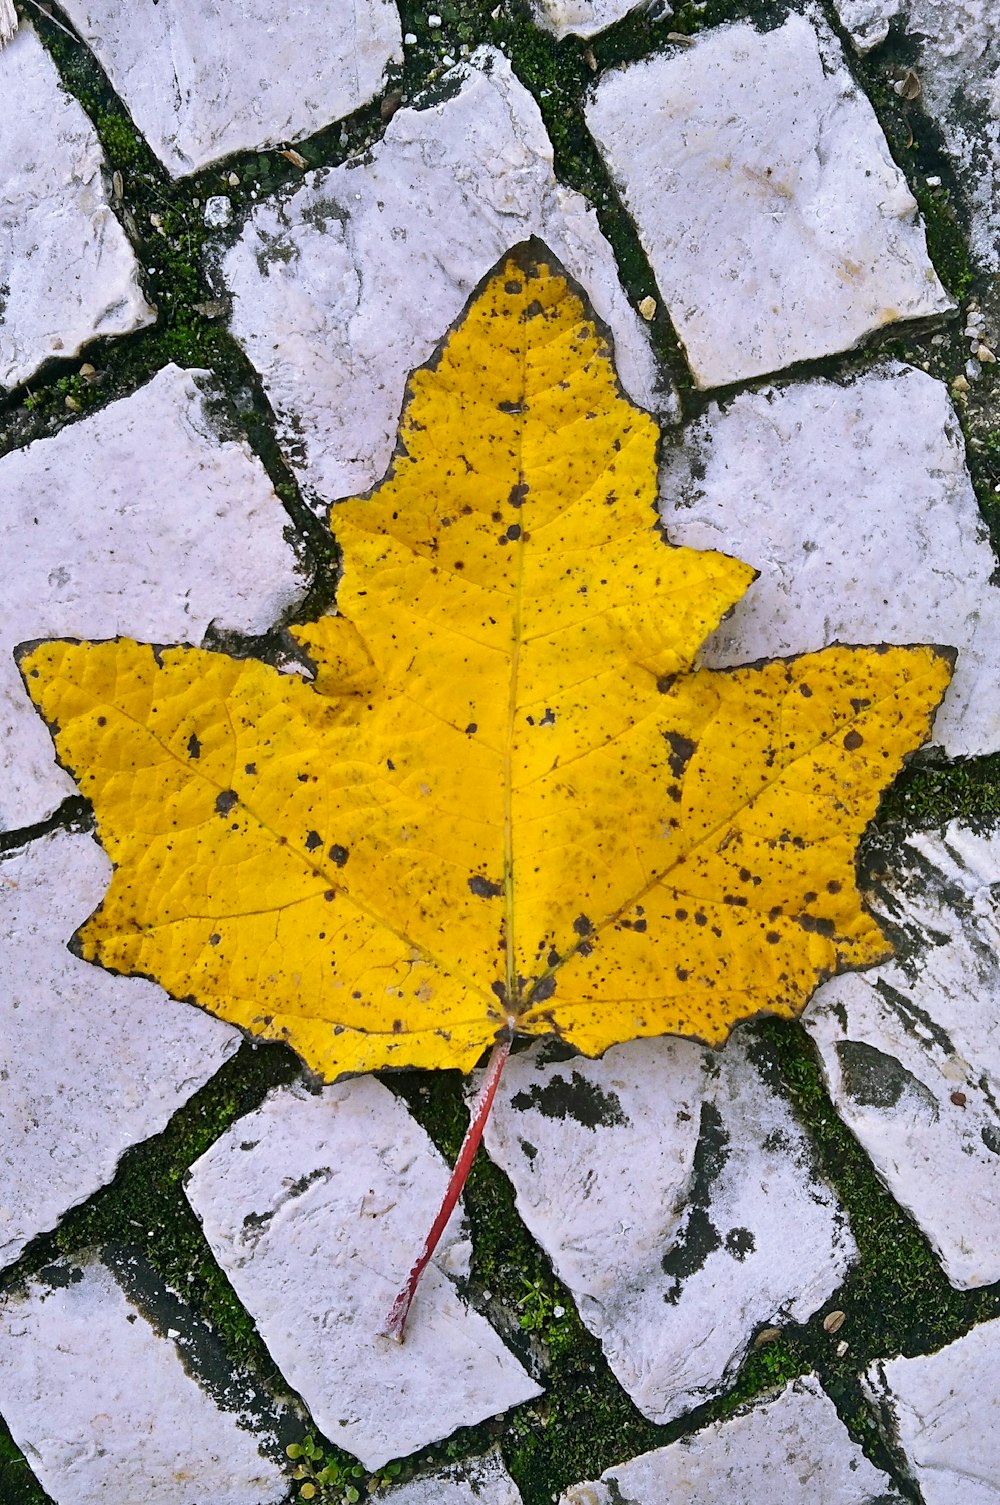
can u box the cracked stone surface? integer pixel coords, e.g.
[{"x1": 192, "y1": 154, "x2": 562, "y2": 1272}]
[
  {"x1": 834, "y1": 0, "x2": 1000, "y2": 275},
  {"x1": 0, "y1": 1254, "x2": 286, "y2": 1505},
  {"x1": 661, "y1": 363, "x2": 1000, "y2": 758},
  {"x1": 185, "y1": 1076, "x2": 540, "y2": 1471},
  {"x1": 480, "y1": 1032, "x2": 856, "y2": 1424},
  {"x1": 0, "y1": 363, "x2": 304, "y2": 832},
  {"x1": 804, "y1": 821, "x2": 1000, "y2": 1288},
  {"x1": 218, "y1": 47, "x2": 669, "y2": 514},
  {"x1": 0, "y1": 830, "x2": 240, "y2": 1272},
  {"x1": 585, "y1": 12, "x2": 952, "y2": 389},
  {"x1": 0, "y1": 23, "x2": 154, "y2": 392},
  {"x1": 56, "y1": 0, "x2": 402, "y2": 178},
  {"x1": 560, "y1": 1374, "x2": 903, "y2": 1504},
  {"x1": 863, "y1": 1318, "x2": 1000, "y2": 1505},
  {"x1": 386, "y1": 1453, "x2": 523, "y2": 1504}
]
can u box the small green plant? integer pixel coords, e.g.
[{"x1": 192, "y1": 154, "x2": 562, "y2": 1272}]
[{"x1": 285, "y1": 1436, "x2": 402, "y2": 1502}]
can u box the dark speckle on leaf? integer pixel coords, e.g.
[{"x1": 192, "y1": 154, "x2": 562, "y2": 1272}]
[
  {"x1": 329, "y1": 845, "x2": 349, "y2": 867},
  {"x1": 214, "y1": 790, "x2": 238, "y2": 816},
  {"x1": 469, "y1": 874, "x2": 503, "y2": 898},
  {"x1": 305, "y1": 830, "x2": 322, "y2": 851},
  {"x1": 186, "y1": 733, "x2": 201, "y2": 759}
]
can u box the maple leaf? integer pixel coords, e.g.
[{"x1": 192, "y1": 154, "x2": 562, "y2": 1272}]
[{"x1": 19, "y1": 240, "x2": 951, "y2": 1337}]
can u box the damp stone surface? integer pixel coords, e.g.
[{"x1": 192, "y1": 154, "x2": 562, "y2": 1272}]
[
  {"x1": 805, "y1": 820, "x2": 1000, "y2": 1288},
  {"x1": 0, "y1": 830, "x2": 240, "y2": 1272},
  {"x1": 0, "y1": 1255, "x2": 286, "y2": 1505},
  {"x1": 585, "y1": 11, "x2": 951, "y2": 389},
  {"x1": 56, "y1": 0, "x2": 402, "y2": 178},
  {"x1": 0, "y1": 23, "x2": 154, "y2": 392},
  {"x1": 661, "y1": 363, "x2": 1000, "y2": 758},
  {"x1": 480, "y1": 1032, "x2": 856, "y2": 1423},
  {"x1": 559, "y1": 1374, "x2": 903, "y2": 1504},
  {"x1": 0, "y1": 363, "x2": 304, "y2": 831},
  {"x1": 218, "y1": 47, "x2": 669, "y2": 515},
  {"x1": 185, "y1": 1076, "x2": 541, "y2": 1471}
]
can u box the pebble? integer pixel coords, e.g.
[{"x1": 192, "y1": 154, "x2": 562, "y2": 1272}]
[
  {"x1": 220, "y1": 48, "x2": 669, "y2": 512},
  {"x1": 585, "y1": 12, "x2": 951, "y2": 389},
  {"x1": 185, "y1": 1077, "x2": 540, "y2": 1470},
  {"x1": 863, "y1": 1317, "x2": 1000, "y2": 1505},
  {"x1": 560, "y1": 1375, "x2": 903, "y2": 1503},
  {"x1": 0, "y1": 831, "x2": 240, "y2": 1270},
  {"x1": 385, "y1": 1453, "x2": 524, "y2": 1504},
  {"x1": 479, "y1": 1031, "x2": 855, "y2": 1423},
  {"x1": 0, "y1": 1254, "x2": 286, "y2": 1505},
  {"x1": 662, "y1": 363, "x2": 1000, "y2": 757},
  {"x1": 204, "y1": 193, "x2": 233, "y2": 228},
  {"x1": 0, "y1": 24, "x2": 153, "y2": 390},
  {"x1": 0, "y1": 364, "x2": 303, "y2": 830},
  {"x1": 56, "y1": 0, "x2": 402, "y2": 177},
  {"x1": 805, "y1": 821, "x2": 1000, "y2": 1288}
]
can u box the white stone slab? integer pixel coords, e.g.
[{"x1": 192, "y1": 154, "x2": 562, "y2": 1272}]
[
  {"x1": 661, "y1": 363, "x2": 999, "y2": 758},
  {"x1": 219, "y1": 47, "x2": 670, "y2": 514},
  {"x1": 0, "y1": 362, "x2": 304, "y2": 831},
  {"x1": 0, "y1": 830, "x2": 240, "y2": 1271},
  {"x1": 805, "y1": 822, "x2": 1000, "y2": 1288},
  {"x1": 586, "y1": 11, "x2": 951, "y2": 389},
  {"x1": 560, "y1": 1374, "x2": 902, "y2": 1504},
  {"x1": 0, "y1": 1256, "x2": 286, "y2": 1505},
  {"x1": 185, "y1": 1076, "x2": 541, "y2": 1471},
  {"x1": 0, "y1": 24, "x2": 154, "y2": 391},
  {"x1": 864, "y1": 1318, "x2": 1000, "y2": 1505},
  {"x1": 386, "y1": 1452, "x2": 523, "y2": 1505},
  {"x1": 481, "y1": 1034, "x2": 856, "y2": 1424},
  {"x1": 527, "y1": 0, "x2": 640, "y2": 40},
  {"x1": 836, "y1": 0, "x2": 1000, "y2": 273},
  {"x1": 57, "y1": 0, "x2": 402, "y2": 178}
]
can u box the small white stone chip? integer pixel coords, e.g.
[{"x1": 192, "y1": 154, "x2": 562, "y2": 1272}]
[
  {"x1": 0, "y1": 24, "x2": 154, "y2": 390},
  {"x1": 863, "y1": 1318, "x2": 1000, "y2": 1505},
  {"x1": 220, "y1": 48, "x2": 670, "y2": 513},
  {"x1": 806, "y1": 821, "x2": 1000, "y2": 1289},
  {"x1": 586, "y1": 11, "x2": 951, "y2": 388},
  {"x1": 56, "y1": 0, "x2": 402, "y2": 177},
  {"x1": 185, "y1": 1077, "x2": 541, "y2": 1470},
  {"x1": 0, "y1": 363, "x2": 304, "y2": 831},
  {"x1": 480, "y1": 1034, "x2": 855, "y2": 1423},
  {"x1": 527, "y1": 0, "x2": 647, "y2": 39},
  {"x1": 0, "y1": 831, "x2": 241, "y2": 1270},
  {"x1": 560, "y1": 1375, "x2": 902, "y2": 1504},
  {"x1": 0, "y1": 1257, "x2": 286, "y2": 1505},
  {"x1": 661, "y1": 363, "x2": 1000, "y2": 758}
]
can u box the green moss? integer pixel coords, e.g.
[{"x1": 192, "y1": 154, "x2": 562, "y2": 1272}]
[{"x1": 0, "y1": 1416, "x2": 48, "y2": 1505}]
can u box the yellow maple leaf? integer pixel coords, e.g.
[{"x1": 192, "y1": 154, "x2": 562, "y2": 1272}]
[{"x1": 20, "y1": 243, "x2": 951, "y2": 1082}]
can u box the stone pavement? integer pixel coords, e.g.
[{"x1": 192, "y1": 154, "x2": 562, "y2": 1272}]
[{"x1": 0, "y1": 1, "x2": 999, "y2": 1502}]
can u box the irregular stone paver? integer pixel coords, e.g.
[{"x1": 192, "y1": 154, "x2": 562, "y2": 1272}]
[
  {"x1": 805, "y1": 821, "x2": 1000, "y2": 1288},
  {"x1": 57, "y1": 0, "x2": 402, "y2": 178},
  {"x1": 0, "y1": 23, "x2": 154, "y2": 391},
  {"x1": 481, "y1": 1033, "x2": 856, "y2": 1423},
  {"x1": 527, "y1": 0, "x2": 639, "y2": 40},
  {"x1": 0, "y1": 363, "x2": 304, "y2": 832},
  {"x1": 219, "y1": 47, "x2": 669, "y2": 513},
  {"x1": 0, "y1": 830, "x2": 240, "y2": 1272},
  {"x1": 386, "y1": 1452, "x2": 523, "y2": 1504},
  {"x1": 835, "y1": 0, "x2": 1000, "y2": 274},
  {"x1": 661, "y1": 363, "x2": 1000, "y2": 757},
  {"x1": 560, "y1": 1374, "x2": 903, "y2": 1504},
  {"x1": 863, "y1": 1318, "x2": 1000, "y2": 1505},
  {"x1": 185, "y1": 1077, "x2": 541, "y2": 1470},
  {"x1": 585, "y1": 12, "x2": 951, "y2": 389},
  {"x1": 0, "y1": 1255, "x2": 286, "y2": 1505}
]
